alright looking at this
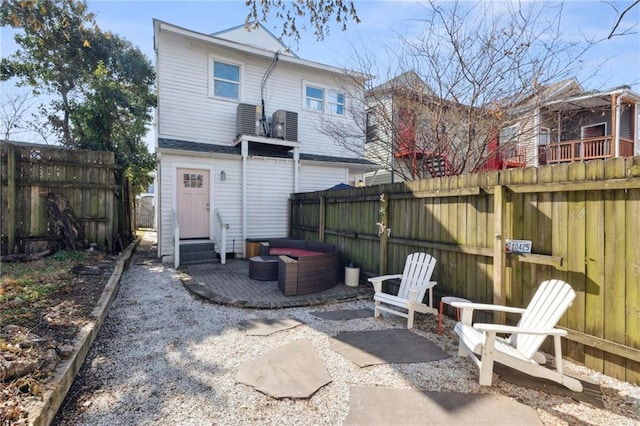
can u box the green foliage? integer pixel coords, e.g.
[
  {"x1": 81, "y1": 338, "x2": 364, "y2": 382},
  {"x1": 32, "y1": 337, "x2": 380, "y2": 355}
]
[
  {"x1": 0, "y1": 0, "x2": 155, "y2": 194},
  {"x1": 51, "y1": 250, "x2": 85, "y2": 262}
]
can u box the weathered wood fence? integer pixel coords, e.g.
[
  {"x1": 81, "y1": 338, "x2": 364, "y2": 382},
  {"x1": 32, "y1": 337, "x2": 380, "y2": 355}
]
[
  {"x1": 1, "y1": 141, "x2": 133, "y2": 255},
  {"x1": 289, "y1": 157, "x2": 640, "y2": 385}
]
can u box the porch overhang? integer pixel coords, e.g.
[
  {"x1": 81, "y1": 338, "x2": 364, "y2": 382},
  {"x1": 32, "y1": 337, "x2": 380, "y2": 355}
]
[{"x1": 542, "y1": 87, "x2": 640, "y2": 112}]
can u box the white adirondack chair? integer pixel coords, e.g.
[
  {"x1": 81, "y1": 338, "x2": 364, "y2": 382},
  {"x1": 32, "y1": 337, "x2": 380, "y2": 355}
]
[
  {"x1": 368, "y1": 252, "x2": 438, "y2": 329},
  {"x1": 452, "y1": 279, "x2": 583, "y2": 392}
]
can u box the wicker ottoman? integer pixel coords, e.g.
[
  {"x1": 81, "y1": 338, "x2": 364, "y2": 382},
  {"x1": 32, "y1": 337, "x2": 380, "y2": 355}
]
[{"x1": 248, "y1": 256, "x2": 279, "y2": 281}]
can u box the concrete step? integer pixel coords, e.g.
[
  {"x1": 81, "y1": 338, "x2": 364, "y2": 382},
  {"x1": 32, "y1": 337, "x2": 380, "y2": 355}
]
[
  {"x1": 180, "y1": 241, "x2": 215, "y2": 253},
  {"x1": 179, "y1": 241, "x2": 217, "y2": 265}
]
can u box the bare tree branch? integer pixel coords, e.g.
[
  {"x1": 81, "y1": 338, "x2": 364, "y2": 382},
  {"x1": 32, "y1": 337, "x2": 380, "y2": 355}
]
[
  {"x1": 607, "y1": 0, "x2": 640, "y2": 39},
  {"x1": 319, "y1": 0, "x2": 595, "y2": 182}
]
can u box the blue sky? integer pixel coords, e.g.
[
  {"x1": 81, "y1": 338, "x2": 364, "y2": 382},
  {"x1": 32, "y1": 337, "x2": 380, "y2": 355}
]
[
  {"x1": 82, "y1": 0, "x2": 639, "y2": 89},
  {"x1": 1, "y1": 0, "x2": 639, "y2": 146}
]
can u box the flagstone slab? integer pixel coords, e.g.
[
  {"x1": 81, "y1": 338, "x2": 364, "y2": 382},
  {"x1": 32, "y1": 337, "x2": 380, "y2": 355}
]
[
  {"x1": 330, "y1": 329, "x2": 449, "y2": 367},
  {"x1": 310, "y1": 308, "x2": 374, "y2": 321},
  {"x1": 236, "y1": 339, "x2": 331, "y2": 399},
  {"x1": 345, "y1": 387, "x2": 543, "y2": 425},
  {"x1": 238, "y1": 318, "x2": 303, "y2": 336}
]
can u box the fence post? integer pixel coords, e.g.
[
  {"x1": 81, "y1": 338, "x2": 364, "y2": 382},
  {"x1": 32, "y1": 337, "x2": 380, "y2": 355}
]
[
  {"x1": 7, "y1": 143, "x2": 16, "y2": 254},
  {"x1": 493, "y1": 185, "x2": 507, "y2": 323},
  {"x1": 378, "y1": 193, "x2": 388, "y2": 275}
]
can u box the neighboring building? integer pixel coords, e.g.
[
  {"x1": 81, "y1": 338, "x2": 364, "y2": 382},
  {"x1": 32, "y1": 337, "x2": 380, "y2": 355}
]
[
  {"x1": 365, "y1": 73, "x2": 639, "y2": 182},
  {"x1": 480, "y1": 78, "x2": 585, "y2": 171},
  {"x1": 153, "y1": 20, "x2": 374, "y2": 264},
  {"x1": 364, "y1": 71, "x2": 485, "y2": 184},
  {"x1": 535, "y1": 86, "x2": 640, "y2": 165}
]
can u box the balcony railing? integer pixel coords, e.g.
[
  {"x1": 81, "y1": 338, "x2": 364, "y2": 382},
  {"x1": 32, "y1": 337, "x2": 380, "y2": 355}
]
[{"x1": 538, "y1": 136, "x2": 634, "y2": 165}]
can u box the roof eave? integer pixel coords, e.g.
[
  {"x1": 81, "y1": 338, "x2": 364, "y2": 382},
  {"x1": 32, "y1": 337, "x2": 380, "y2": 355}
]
[{"x1": 154, "y1": 19, "x2": 369, "y2": 80}]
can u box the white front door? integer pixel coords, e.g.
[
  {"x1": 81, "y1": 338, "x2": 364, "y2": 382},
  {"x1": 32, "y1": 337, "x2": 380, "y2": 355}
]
[{"x1": 177, "y1": 168, "x2": 210, "y2": 239}]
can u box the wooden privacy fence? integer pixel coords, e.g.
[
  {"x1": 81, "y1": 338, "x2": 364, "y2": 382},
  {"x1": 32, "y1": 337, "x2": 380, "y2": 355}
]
[
  {"x1": 289, "y1": 156, "x2": 640, "y2": 385},
  {"x1": 1, "y1": 141, "x2": 133, "y2": 255}
]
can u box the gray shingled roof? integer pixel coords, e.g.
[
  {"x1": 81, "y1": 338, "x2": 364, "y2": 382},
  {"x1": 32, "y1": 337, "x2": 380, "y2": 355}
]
[{"x1": 158, "y1": 138, "x2": 376, "y2": 166}]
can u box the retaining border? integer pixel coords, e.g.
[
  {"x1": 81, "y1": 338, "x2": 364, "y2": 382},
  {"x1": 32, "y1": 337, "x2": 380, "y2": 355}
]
[{"x1": 25, "y1": 237, "x2": 140, "y2": 426}]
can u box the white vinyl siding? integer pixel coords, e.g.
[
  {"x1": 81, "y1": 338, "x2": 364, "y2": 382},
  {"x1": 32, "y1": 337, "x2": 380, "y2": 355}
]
[
  {"x1": 298, "y1": 164, "x2": 347, "y2": 193},
  {"x1": 246, "y1": 157, "x2": 294, "y2": 238},
  {"x1": 156, "y1": 29, "x2": 363, "y2": 157}
]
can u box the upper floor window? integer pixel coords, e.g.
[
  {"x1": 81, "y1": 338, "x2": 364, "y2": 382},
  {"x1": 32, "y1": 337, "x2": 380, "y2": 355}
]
[
  {"x1": 499, "y1": 124, "x2": 519, "y2": 143},
  {"x1": 303, "y1": 82, "x2": 345, "y2": 115},
  {"x1": 210, "y1": 57, "x2": 241, "y2": 100},
  {"x1": 328, "y1": 91, "x2": 345, "y2": 115},
  {"x1": 305, "y1": 85, "x2": 324, "y2": 111},
  {"x1": 366, "y1": 107, "x2": 379, "y2": 143}
]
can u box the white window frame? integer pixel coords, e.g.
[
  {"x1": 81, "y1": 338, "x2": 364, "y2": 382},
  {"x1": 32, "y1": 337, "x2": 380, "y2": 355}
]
[
  {"x1": 328, "y1": 90, "x2": 345, "y2": 115},
  {"x1": 499, "y1": 123, "x2": 520, "y2": 144},
  {"x1": 302, "y1": 80, "x2": 345, "y2": 115},
  {"x1": 580, "y1": 122, "x2": 607, "y2": 139},
  {"x1": 538, "y1": 126, "x2": 550, "y2": 145},
  {"x1": 208, "y1": 55, "x2": 244, "y2": 101}
]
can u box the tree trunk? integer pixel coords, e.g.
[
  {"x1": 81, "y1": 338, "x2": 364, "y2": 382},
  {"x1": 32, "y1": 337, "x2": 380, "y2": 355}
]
[{"x1": 46, "y1": 192, "x2": 86, "y2": 251}]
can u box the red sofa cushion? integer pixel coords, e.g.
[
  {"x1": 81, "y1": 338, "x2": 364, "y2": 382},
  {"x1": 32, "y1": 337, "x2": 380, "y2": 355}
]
[{"x1": 269, "y1": 248, "x2": 324, "y2": 257}]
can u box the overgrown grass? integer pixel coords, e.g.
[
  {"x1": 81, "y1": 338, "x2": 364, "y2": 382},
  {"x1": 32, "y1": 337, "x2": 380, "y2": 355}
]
[{"x1": 0, "y1": 251, "x2": 90, "y2": 324}]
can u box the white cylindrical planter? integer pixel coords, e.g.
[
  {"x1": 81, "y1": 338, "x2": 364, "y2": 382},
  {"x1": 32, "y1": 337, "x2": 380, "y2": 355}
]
[{"x1": 345, "y1": 267, "x2": 360, "y2": 287}]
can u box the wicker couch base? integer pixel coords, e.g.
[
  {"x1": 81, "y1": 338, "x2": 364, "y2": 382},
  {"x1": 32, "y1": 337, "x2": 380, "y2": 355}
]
[{"x1": 264, "y1": 239, "x2": 339, "y2": 296}]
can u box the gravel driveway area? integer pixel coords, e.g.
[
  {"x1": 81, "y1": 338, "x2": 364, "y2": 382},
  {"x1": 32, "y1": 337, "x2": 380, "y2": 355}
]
[{"x1": 53, "y1": 234, "x2": 640, "y2": 425}]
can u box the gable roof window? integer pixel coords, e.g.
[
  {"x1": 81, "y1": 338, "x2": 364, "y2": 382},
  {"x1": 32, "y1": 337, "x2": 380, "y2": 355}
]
[{"x1": 210, "y1": 57, "x2": 241, "y2": 100}]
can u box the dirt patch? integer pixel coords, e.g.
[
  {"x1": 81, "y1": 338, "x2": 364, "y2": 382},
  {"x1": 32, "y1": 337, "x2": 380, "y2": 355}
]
[{"x1": 0, "y1": 249, "x2": 118, "y2": 424}]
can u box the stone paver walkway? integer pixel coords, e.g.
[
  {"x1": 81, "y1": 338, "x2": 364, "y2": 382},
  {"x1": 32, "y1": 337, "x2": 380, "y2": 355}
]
[{"x1": 180, "y1": 258, "x2": 373, "y2": 308}]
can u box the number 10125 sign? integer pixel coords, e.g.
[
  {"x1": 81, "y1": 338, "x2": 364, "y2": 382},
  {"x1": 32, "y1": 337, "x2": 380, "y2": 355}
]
[{"x1": 505, "y1": 239, "x2": 532, "y2": 254}]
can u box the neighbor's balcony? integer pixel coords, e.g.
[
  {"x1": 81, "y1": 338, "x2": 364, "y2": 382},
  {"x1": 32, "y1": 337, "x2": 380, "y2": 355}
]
[{"x1": 538, "y1": 136, "x2": 634, "y2": 165}]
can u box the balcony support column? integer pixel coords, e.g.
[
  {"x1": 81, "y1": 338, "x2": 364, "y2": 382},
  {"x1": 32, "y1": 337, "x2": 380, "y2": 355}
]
[{"x1": 613, "y1": 94, "x2": 621, "y2": 157}]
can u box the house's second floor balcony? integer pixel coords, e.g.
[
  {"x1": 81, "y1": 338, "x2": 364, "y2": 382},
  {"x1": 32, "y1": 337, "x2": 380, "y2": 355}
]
[{"x1": 538, "y1": 136, "x2": 634, "y2": 165}]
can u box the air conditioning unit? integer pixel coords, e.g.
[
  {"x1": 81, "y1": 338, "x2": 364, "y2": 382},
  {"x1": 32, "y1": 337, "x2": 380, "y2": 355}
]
[
  {"x1": 236, "y1": 103, "x2": 264, "y2": 137},
  {"x1": 271, "y1": 110, "x2": 298, "y2": 142}
]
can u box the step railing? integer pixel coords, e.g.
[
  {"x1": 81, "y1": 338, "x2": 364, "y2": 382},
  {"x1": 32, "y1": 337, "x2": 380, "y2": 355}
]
[
  {"x1": 215, "y1": 208, "x2": 229, "y2": 265},
  {"x1": 173, "y1": 209, "x2": 180, "y2": 269}
]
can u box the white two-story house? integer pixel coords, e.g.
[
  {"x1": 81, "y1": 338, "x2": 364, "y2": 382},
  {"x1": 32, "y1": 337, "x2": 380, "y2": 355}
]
[{"x1": 153, "y1": 20, "x2": 374, "y2": 264}]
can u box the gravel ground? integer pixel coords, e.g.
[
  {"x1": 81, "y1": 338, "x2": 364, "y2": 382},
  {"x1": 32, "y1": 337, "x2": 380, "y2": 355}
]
[{"x1": 53, "y1": 239, "x2": 640, "y2": 425}]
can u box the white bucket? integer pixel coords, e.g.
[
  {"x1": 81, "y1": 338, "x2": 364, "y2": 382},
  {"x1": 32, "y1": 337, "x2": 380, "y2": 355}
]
[{"x1": 345, "y1": 267, "x2": 360, "y2": 287}]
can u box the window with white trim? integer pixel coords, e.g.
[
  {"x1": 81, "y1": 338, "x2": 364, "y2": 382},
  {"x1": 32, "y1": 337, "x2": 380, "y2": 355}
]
[
  {"x1": 303, "y1": 82, "x2": 345, "y2": 115},
  {"x1": 305, "y1": 85, "x2": 324, "y2": 111},
  {"x1": 499, "y1": 124, "x2": 519, "y2": 143},
  {"x1": 210, "y1": 58, "x2": 241, "y2": 100},
  {"x1": 328, "y1": 91, "x2": 345, "y2": 115}
]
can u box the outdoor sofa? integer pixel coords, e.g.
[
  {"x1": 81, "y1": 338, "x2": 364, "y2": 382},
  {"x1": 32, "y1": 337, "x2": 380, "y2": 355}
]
[{"x1": 260, "y1": 238, "x2": 339, "y2": 296}]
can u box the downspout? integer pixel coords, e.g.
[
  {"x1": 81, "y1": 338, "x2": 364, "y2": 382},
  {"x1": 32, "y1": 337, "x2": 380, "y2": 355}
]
[
  {"x1": 293, "y1": 147, "x2": 299, "y2": 193},
  {"x1": 241, "y1": 139, "x2": 248, "y2": 258}
]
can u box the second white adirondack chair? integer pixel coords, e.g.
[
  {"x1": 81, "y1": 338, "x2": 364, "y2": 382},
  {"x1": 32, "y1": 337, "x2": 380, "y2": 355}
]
[
  {"x1": 452, "y1": 279, "x2": 583, "y2": 392},
  {"x1": 368, "y1": 252, "x2": 438, "y2": 329}
]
